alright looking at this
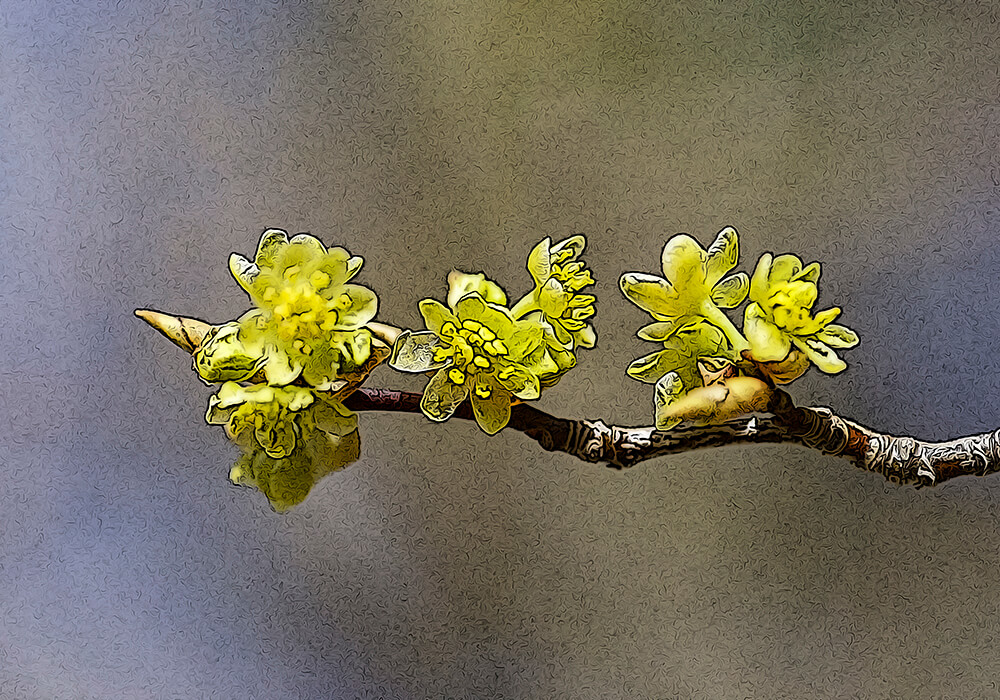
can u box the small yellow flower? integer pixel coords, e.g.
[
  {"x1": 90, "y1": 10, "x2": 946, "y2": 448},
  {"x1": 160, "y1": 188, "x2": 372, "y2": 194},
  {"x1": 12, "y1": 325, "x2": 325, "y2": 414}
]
[
  {"x1": 512, "y1": 235, "x2": 597, "y2": 350},
  {"x1": 744, "y1": 253, "x2": 859, "y2": 374},
  {"x1": 229, "y1": 229, "x2": 378, "y2": 388},
  {"x1": 620, "y1": 227, "x2": 749, "y2": 353},
  {"x1": 389, "y1": 290, "x2": 548, "y2": 435}
]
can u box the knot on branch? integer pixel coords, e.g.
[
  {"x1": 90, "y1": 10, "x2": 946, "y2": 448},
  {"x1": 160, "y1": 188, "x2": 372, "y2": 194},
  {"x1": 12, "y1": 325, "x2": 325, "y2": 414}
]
[{"x1": 864, "y1": 435, "x2": 936, "y2": 486}]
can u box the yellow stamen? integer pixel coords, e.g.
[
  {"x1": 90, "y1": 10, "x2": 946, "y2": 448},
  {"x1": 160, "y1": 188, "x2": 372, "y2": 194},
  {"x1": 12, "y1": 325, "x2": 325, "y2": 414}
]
[{"x1": 448, "y1": 368, "x2": 466, "y2": 385}]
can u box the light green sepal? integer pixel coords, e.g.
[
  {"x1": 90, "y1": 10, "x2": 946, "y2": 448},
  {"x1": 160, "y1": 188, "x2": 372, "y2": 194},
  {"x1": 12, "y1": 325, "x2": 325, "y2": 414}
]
[
  {"x1": 390, "y1": 330, "x2": 453, "y2": 373},
  {"x1": 420, "y1": 368, "x2": 469, "y2": 422},
  {"x1": 653, "y1": 372, "x2": 685, "y2": 431}
]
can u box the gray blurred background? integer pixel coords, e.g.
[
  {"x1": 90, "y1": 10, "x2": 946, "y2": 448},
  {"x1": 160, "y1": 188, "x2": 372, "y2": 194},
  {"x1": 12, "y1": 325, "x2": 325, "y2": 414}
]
[{"x1": 3, "y1": 0, "x2": 999, "y2": 697}]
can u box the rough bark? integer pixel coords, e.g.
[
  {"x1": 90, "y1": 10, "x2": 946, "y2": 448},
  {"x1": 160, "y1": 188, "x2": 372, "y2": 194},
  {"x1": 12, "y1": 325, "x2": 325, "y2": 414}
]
[
  {"x1": 345, "y1": 388, "x2": 1000, "y2": 486},
  {"x1": 137, "y1": 309, "x2": 1000, "y2": 487}
]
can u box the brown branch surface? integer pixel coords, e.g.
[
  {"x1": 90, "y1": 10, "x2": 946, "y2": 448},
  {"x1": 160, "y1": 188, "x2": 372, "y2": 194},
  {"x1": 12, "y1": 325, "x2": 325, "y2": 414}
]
[
  {"x1": 345, "y1": 388, "x2": 1000, "y2": 486},
  {"x1": 138, "y1": 309, "x2": 1000, "y2": 487}
]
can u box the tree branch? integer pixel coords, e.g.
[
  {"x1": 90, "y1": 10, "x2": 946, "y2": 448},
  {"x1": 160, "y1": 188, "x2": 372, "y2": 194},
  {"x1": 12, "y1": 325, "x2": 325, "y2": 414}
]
[
  {"x1": 136, "y1": 309, "x2": 1000, "y2": 487},
  {"x1": 345, "y1": 387, "x2": 1000, "y2": 486}
]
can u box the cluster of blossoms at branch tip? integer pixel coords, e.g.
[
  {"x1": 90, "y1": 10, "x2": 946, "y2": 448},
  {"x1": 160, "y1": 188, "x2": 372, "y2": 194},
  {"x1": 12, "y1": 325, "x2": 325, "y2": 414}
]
[
  {"x1": 621, "y1": 226, "x2": 859, "y2": 429},
  {"x1": 177, "y1": 223, "x2": 858, "y2": 509},
  {"x1": 193, "y1": 229, "x2": 374, "y2": 510},
  {"x1": 390, "y1": 235, "x2": 596, "y2": 434}
]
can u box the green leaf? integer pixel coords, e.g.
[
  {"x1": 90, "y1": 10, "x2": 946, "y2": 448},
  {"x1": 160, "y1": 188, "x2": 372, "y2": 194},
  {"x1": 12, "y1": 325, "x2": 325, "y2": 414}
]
[
  {"x1": 816, "y1": 323, "x2": 859, "y2": 349},
  {"x1": 744, "y1": 303, "x2": 791, "y2": 362},
  {"x1": 390, "y1": 331, "x2": 453, "y2": 373},
  {"x1": 420, "y1": 368, "x2": 469, "y2": 422},
  {"x1": 710, "y1": 273, "x2": 749, "y2": 309},
  {"x1": 653, "y1": 372, "x2": 685, "y2": 431},
  {"x1": 705, "y1": 226, "x2": 739, "y2": 286},
  {"x1": 471, "y1": 377, "x2": 512, "y2": 435}
]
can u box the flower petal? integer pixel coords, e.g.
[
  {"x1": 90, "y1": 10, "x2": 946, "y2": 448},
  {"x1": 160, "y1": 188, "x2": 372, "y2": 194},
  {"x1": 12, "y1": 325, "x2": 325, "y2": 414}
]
[
  {"x1": 526, "y1": 238, "x2": 552, "y2": 286},
  {"x1": 749, "y1": 253, "x2": 773, "y2": 303},
  {"x1": 661, "y1": 234, "x2": 708, "y2": 288},
  {"x1": 390, "y1": 331, "x2": 454, "y2": 373},
  {"x1": 637, "y1": 319, "x2": 685, "y2": 342},
  {"x1": 653, "y1": 371, "x2": 685, "y2": 430},
  {"x1": 419, "y1": 298, "x2": 458, "y2": 335},
  {"x1": 705, "y1": 226, "x2": 739, "y2": 286},
  {"x1": 194, "y1": 322, "x2": 267, "y2": 383},
  {"x1": 495, "y1": 363, "x2": 540, "y2": 400},
  {"x1": 335, "y1": 284, "x2": 379, "y2": 329},
  {"x1": 791, "y1": 336, "x2": 847, "y2": 374},
  {"x1": 815, "y1": 323, "x2": 859, "y2": 349},
  {"x1": 744, "y1": 303, "x2": 791, "y2": 361},
  {"x1": 471, "y1": 377, "x2": 512, "y2": 435},
  {"x1": 254, "y1": 229, "x2": 290, "y2": 269},
  {"x1": 768, "y1": 254, "x2": 804, "y2": 285},
  {"x1": 263, "y1": 346, "x2": 303, "y2": 386},
  {"x1": 455, "y1": 295, "x2": 517, "y2": 343},
  {"x1": 710, "y1": 272, "x2": 749, "y2": 309},
  {"x1": 793, "y1": 261, "x2": 821, "y2": 284},
  {"x1": 311, "y1": 400, "x2": 359, "y2": 437},
  {"x1": 447, "y1": 270, "x2": 507, "y2": 309},
  {"x1": 574, "y1": 324, "x2": 597, "y2": 349},
  {"x1": 538, "y1": 278, "x2": 571, "y2": 317},
  {"x1": 626, "y1": 348, "x2": 686, "y2": 384},
  {"x1": 619, "y1": 272, "x2": 688, "y2": 317},
  {"x1": 287, "y1": 233, "x2": 327, "y2": 257},
  {"x1": 229, "y1": 254, "x2": 259, "y2": 295},
  {"x1": 551, "y1": 235, "x2": 586, "y2": 263},
  {"x1": 420, "y1": 369, "x2": 469, "y2": 422}
]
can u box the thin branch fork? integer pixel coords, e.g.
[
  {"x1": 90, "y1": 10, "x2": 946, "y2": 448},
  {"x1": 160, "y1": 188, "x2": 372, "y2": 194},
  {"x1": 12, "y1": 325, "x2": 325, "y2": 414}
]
[{"x1": 137, "y1": 309, "x2": 1000, "y2": 487}]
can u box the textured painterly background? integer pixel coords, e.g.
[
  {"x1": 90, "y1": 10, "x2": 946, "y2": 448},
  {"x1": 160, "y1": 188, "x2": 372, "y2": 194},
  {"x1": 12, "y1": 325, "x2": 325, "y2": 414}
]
[{"x1": 3, "y1": 0, "x2": 999, "y2": 697}]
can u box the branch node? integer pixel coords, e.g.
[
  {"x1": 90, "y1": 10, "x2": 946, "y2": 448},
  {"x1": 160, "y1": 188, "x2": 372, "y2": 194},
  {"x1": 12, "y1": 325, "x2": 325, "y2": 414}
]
[{"x1": 864, "y1": 434, "x2": 936, "y2": 486}]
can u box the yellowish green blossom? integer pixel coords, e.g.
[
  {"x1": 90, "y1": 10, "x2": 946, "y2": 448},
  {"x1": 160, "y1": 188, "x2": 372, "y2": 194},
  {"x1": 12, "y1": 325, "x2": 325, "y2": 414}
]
[
  {"x1": 620, "y1": 227, "x2": 749, "y2": 353},
  {"x1": 626, "y1": 319, "x2": 732, "y2": 390},
  {"x1": 229, "y1": 229, "x2": 378, "y2": 389},
  {"x1": 744, "y1": 253, "x2": 859, "y2": 373},
  {"x1": 390, "y1": 288, "x2": 552, "y2": 435},
  {"x1": 193, "y1": 321, "x2": 267, "y2": 384},
  {"x1": 206, "y1": 381, "x2": 359, "y2": 510},
  {"x1": 511, "y1": 235, "x2": 597, "y2": 350}
]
